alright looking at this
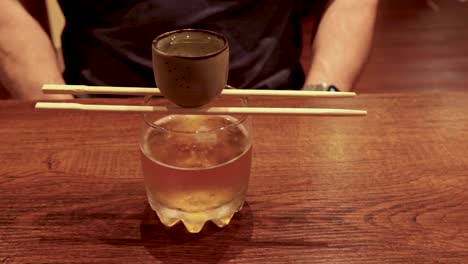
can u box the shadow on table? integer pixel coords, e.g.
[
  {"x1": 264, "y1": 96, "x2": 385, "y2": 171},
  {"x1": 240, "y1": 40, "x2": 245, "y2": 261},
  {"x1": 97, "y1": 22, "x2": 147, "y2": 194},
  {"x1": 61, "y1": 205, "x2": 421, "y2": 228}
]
[{"x1": 139, "y1": 203, "x2": 254, "y2": 264}]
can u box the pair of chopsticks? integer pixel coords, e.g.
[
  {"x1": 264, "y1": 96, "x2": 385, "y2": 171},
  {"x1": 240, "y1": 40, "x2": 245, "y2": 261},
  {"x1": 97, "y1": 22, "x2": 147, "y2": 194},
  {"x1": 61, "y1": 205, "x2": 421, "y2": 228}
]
[{"x1": 35, "y1": 84, "x2": 367, "y2": 116}]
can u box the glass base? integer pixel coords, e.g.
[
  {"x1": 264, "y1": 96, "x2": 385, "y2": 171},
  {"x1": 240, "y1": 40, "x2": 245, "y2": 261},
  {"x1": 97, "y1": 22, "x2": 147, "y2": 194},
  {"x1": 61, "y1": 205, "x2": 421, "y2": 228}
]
[{"x1": 148, "y1": 196, "x2": 245, "y2": 233}]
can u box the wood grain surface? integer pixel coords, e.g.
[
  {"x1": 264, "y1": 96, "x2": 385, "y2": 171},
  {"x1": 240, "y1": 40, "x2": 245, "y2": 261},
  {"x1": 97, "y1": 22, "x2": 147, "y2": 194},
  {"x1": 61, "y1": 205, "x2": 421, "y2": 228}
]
[
  {"x1": 1, "y1": 93, "x2": 468, "y2": 263},
  {"x1": 355, "y1": 0, "x2": 468, "y2": 93}
]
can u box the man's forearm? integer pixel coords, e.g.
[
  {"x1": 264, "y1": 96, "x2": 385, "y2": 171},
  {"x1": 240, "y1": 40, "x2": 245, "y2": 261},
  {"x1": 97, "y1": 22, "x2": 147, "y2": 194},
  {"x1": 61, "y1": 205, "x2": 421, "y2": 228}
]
[
  {"x1": 305, "y1": 0, "x2": 378, "y2": 91},
  {"x1": 0, "y1": 0, "x2": 69, "y2": 99}
]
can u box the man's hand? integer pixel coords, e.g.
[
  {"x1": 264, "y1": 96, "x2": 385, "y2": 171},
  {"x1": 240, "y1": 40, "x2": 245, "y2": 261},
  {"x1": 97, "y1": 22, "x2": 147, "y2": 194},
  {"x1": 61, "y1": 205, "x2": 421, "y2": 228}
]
[{"x1": 305, "y1": 0, "x2": 378, "y2": 91}]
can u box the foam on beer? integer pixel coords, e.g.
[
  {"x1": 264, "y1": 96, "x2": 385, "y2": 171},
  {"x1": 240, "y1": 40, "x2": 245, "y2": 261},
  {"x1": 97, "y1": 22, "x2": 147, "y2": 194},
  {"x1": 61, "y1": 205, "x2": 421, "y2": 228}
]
[{"x1": 141, "y1": 115, "x2": 250, "y2": 169}]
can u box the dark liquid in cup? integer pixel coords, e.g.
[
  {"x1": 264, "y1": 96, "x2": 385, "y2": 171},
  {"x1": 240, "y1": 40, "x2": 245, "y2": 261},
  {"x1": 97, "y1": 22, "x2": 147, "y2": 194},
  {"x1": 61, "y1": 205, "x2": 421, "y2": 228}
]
[{"x1": 156, "y1": 31, "x2": 225, "y2": 57}]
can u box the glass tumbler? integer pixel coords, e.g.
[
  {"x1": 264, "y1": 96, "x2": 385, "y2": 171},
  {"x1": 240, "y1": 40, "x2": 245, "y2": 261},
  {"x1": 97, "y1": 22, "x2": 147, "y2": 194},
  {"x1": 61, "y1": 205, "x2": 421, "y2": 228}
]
[{"x1": 139, "y1": 96, "x2": 253, "y2": 233}]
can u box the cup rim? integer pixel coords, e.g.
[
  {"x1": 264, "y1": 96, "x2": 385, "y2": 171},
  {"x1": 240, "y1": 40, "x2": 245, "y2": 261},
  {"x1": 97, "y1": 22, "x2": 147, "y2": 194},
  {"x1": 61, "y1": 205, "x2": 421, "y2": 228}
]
[
  {"x1": 152, "y1": 28, "x2": 229, "y2": 60},
  {"x1": 143, "y1": 95, "x2": 249, "y2": 134}
]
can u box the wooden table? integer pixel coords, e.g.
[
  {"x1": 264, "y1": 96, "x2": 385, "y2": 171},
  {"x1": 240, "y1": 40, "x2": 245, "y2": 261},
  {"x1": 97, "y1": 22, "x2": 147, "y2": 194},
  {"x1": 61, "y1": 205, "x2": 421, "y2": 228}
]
[{"x1": 1, "y1": 92, "x2": 467, "y2": 263}]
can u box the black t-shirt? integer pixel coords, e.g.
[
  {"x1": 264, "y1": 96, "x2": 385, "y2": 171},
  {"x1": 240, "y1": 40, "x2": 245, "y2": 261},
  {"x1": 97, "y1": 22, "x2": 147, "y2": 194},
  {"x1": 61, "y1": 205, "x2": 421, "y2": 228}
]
[{"x1": 58, "y1": 0, "x2": 306, "y2": 90}]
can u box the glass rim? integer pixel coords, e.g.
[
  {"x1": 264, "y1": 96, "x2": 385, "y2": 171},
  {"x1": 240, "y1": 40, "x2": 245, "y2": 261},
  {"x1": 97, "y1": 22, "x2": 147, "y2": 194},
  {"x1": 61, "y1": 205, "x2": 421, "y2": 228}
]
[
  {"x1": 152, "y1": 28, "x2": 229, "y2": 60},
  {"x1": 143, "y1": 95, "x2": 249, "y2": 134}
]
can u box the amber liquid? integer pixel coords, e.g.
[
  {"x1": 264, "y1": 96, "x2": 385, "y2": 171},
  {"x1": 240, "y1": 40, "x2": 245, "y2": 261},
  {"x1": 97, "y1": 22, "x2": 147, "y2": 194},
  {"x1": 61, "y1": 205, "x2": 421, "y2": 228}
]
[{"x1": 140, "y1": 115, "x2": 252, "y2": 233}]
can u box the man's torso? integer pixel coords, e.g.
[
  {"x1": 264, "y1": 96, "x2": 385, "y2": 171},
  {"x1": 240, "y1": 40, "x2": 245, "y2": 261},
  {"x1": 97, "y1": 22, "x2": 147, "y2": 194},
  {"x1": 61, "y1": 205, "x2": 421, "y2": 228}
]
[{"x1": 58, "y1": 0, "x2": 305, "y2": 90}]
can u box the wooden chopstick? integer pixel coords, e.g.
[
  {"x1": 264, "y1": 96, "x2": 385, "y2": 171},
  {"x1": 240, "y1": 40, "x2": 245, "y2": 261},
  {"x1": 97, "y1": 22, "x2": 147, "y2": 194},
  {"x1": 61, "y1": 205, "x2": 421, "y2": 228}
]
[
  {"x1": 35, "y1": 102, "x2": 367, "y2": 116},
  {"x1": 42, "y1": 84, "x2": 356, "y2": 98},
  {"x1": 38, "y1": 84, "x2": 366, "y2": 117}
]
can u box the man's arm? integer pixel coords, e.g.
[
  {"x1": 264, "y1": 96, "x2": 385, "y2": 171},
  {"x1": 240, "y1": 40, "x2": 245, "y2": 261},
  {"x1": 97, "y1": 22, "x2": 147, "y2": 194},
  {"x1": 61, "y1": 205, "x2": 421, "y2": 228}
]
[
  {"x1": 0, "y1": 0, "x2": 71, "y2": 99},
  {"x1": 305, "y1": 0, "x2": 378, "y2": 92}
]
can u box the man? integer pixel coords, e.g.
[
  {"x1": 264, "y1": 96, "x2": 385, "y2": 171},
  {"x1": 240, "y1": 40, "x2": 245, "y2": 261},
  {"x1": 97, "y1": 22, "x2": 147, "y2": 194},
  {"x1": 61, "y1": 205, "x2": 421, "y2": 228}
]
[{"x1": 0, "y1": 0, "x2": 378, "y2": 100}]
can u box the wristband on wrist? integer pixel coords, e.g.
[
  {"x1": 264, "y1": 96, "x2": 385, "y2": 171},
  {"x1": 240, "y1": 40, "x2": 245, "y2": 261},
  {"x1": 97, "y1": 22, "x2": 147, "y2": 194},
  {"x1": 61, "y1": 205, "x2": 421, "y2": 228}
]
[{"x1": 303, "y1": 83, "x2": 340, "y2": 92}]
